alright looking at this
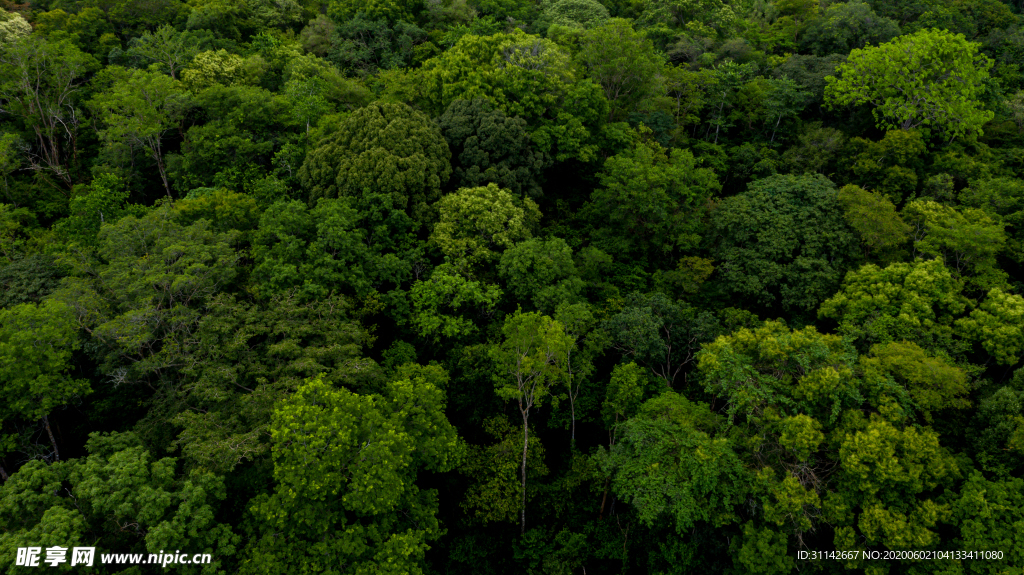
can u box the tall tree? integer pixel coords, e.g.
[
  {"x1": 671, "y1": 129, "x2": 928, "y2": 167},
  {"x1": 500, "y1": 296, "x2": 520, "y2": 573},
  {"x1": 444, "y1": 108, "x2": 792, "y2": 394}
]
[
  {"x1": 0, "y1": 37, "x2": 98, "y2": 192},
  {"x1": 491, "y1": 310, "x2": 572, "y2": 534},
  {"x1": 89, "y1": 68, "x2": 192, "y2": 199}
]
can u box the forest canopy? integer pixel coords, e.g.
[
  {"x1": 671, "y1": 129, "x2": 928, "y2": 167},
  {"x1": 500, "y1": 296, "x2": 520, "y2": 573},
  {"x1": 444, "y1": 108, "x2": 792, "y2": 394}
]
[{"x1": 2, "y1": 0, "x2": 1024, "y2": 573}]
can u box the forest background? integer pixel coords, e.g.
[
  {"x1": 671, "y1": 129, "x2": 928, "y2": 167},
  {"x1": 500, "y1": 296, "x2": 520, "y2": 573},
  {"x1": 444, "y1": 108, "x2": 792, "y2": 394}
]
[{"x1": 1, "y1": 0, "x2": 1024, "y2": 572}]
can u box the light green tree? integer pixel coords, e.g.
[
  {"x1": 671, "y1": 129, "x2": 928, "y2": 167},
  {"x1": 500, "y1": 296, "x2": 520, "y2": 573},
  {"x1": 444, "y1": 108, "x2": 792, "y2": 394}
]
[
  {"x1": 818, "y1": 258, "x2": 968, "y2": 352},
  {"x1": 431, "y1": 183, "x2": 539, "y2": 270},
  {"x1": 410, "y1": 263, "x2": 502, "y2": 342},
  {"x1": 860, "y1": 341, "x2": 971, "y2": 423},
  {"x1": 180, "y1": 49, "x2": 245, "y2": 91},
  {"x1": 0, "y1": 431, "x2": 238, "y2": 574},
  {"x1": 956, "y1": 288, "x2": 1024, "y2": 365},
  {"x1": 825, "y1": 28, "x2": 995, "y2": 139},
  {"x1": 243, "y1": 373, "x2": 459, "y2": 575},
  {"x1": 836, "y1": 184, "x2": 912, "y2": 254},
  {"x1": 491, "y1": 310, "x2": 572, "y2": 534},
  {"x1": 0, "y1": 10, "x2": 31, "y2": 44}
]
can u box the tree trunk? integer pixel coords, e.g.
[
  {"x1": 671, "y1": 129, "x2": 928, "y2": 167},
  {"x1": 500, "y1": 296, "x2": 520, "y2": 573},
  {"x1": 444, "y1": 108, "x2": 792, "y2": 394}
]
[
  {"x1": 570, "y1": 397, "x2": 576, "y2": 444},
  {"x1": 520, "y1": 414, "x2": 529, "y2": 535},
  {"x1": 151, "y1": 144, "x2": 174, "y2": 201},
  {"x1": 599, "y1": 478, "x2": 610, "y2": 519},
  {"x1": 0, "y1": 463, "x2": 8, "y2": 481},
  {"x1": 43, "y1": 414, "x2": 59, "y2": 461}
]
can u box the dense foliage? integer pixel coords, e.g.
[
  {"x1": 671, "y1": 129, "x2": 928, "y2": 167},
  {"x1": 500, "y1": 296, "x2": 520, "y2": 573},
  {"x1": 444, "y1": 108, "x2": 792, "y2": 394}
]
[{"x1": 2, "y1": 0, "x2": 1024, "y2": 573}]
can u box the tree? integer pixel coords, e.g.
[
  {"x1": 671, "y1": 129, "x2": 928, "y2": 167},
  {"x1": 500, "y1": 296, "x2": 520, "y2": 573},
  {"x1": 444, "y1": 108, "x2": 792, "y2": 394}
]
[
  {"x1": 959, "y1": 177, "x2": 1024, "y2": 264},
  {"x1": 410, "y1": 263, "x2": 502, "y2": 342},
  {"x1": 328, "y1": 15, "x2": 430, "y2": 75},
  {"x1": 818, "y1": 259, "x2": 969, "y2": 353},
  {"x1": 903, "y1": 199, "x2": 1006, "y2": 287},
  {"x1": 51, "y1": 205, "x2": 239, "y2": 391},
  {"x1": 956, "y1": 288, "x2": 1024, "y2": 365},
  {"x1": 173, "y1": 293, "x2": 377, "y2": 474},
  {"x1": 250, "y1": 198, "x2": 370, "y2": 300},
  {"x1": 0, "y1": 299, "x2": 89, "y2": 463},
  {"x1": 596, "y1": 391, "x2": 747, "y2": 531},
  {"x1": 173, "y1": 85, "x2": 296, "y2": 195},
  {"x1": 697, "y1": 321, "x2": 962, "y2": 562},
  {"x1": 554, "y1": 302, "x2": 605, "y2": 444},
  {"x1": 52, "y1": 174, "x2": 133, "y2": 247},
  {"x1": 0, "y1": 37, "x2": 98, "y2": 191},
  {"x1": 327, "y1": 0, "x2": 424, "y2": 22},
  {"x1": 180, "y1": 49, "x2": 246, "y2": 91},
  {"x1": 89, "y1": 68, "x2": 192, "y2": 199},
  {"x1": 825, "y1": 29, "x2": 995, "y2": 139},
  {"x1": 397, "y1": 29, "x2": 609, "y2": 161},
  {"x1": 542, "y1": 0, "x2": 610, "y2": 29},
  {"x1": 431, "y1": 183, "x2": 539, "y2": 270},
  {"x1": 498, "y1": 237, "x2": 584, "y2": 313},
  {"x1": 244, "y1": 373, "x2": 459, "y2": 575},
  {"x1": 733, "y1": 77, "x2": 808, "y2": 144},
  {"x1": 298, "y1": 101, "x2": 451, "y2": 226},
  {"x1": 836, "y1": 184, "x2": 912, "y2": 253},
  {"x1": 0, "y1": 11, "x2": 31, "y2": 44},
  {"x1": 491, "y1": 310, "x2": 572, "y2": 534},
  {"x1": 0, "y1": 431, "x2": 238, "y2": 573},
  {"x1": 801, "y1": 1, "x2": 900, "y2": 56},
  {"x1": 604, "y1": 292, "x2": 722, "y2": 389},
  {"x1": 437, "y1": 98, "x2": 549, "y2": 198},
  {"x1": 601, "y1": 362, "x2": 646, "y2": 445},
  {"x1": 120, "y1": 24, "x2": 201, "y2": 79},
  {"x1": 575, "y1": 19, "x2": 663, "y2": 122},
  {"x1": 590, "y1": 139, "x2": 720, "y2": 261},
  {"x1": 860, "y1": 341, "x2": 971, "y2": 423},
  {"x1": 283, "y1": 75, "x2": 332, "y2": 136},
  {"x1": 707, "y1": 174, "x2": 860, "y2": 312},
  {"x1": 460, "y1": 416, "x2": 548, "y2": 524},
  {"x1": 953, "y1": 472, "x2": 1024, "y2": 571},
  {"x1": 841, "y1": 129, "x2": 927, "y2": 204}
]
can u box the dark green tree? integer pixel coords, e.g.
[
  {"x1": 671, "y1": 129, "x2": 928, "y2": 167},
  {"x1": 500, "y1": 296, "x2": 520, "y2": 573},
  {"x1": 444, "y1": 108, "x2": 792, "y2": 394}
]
[
  {"x1": 298, "y1": 101, "x2": 451, "y2": 226},
  {"x1": 438, "y1": 98, "x2": 549, "y2": 198},
  {"x1": 707, "y1": 174, "x2": 860, "y2": 312}
]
